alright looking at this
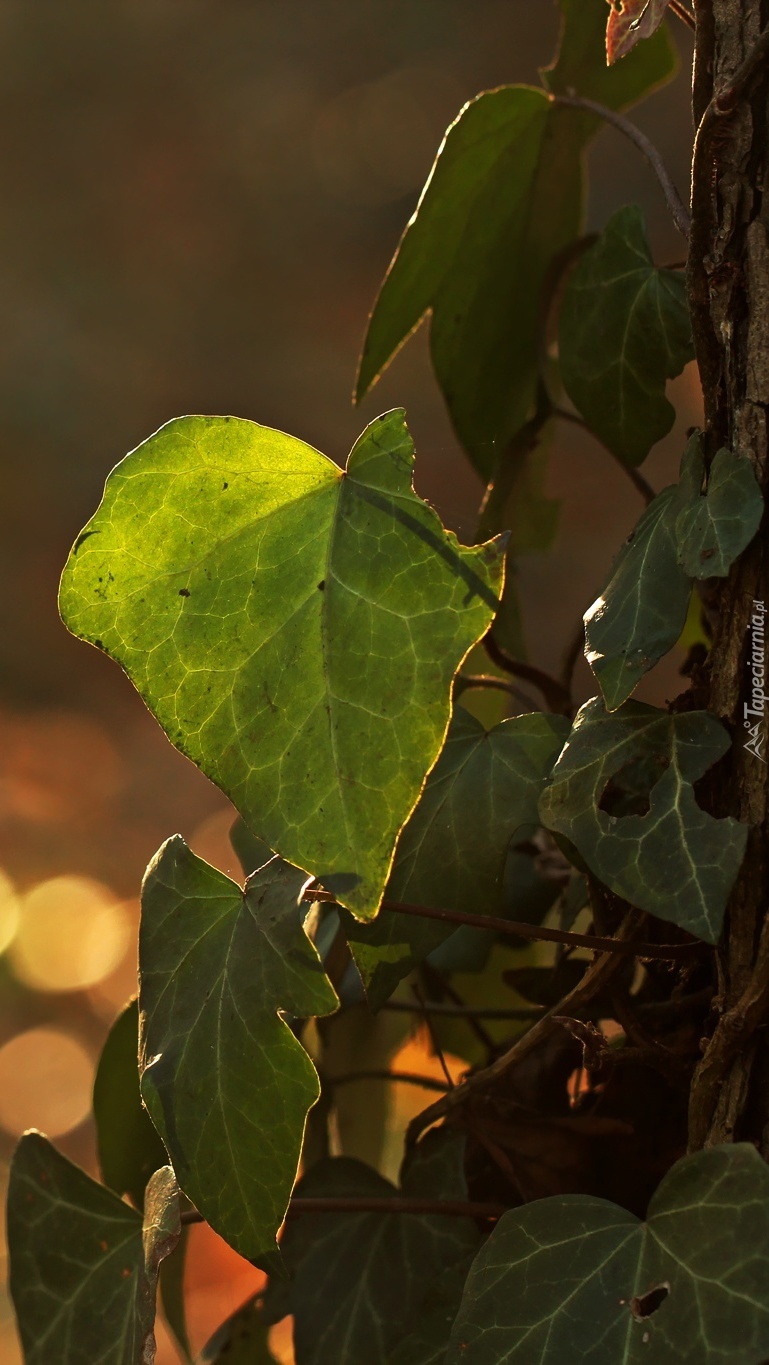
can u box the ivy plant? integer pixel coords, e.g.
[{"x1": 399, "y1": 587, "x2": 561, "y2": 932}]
[{"x1": 9, "y1": 0, "x2": 769, "y2": 1361}]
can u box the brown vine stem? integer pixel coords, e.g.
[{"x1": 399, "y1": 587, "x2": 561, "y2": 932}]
[
  {"x1": 406, "y1": 912, "x2": 641, "y2": 1145},
  {"x1": 481, "y1": 631, "x2": 573, "y2": 714},
  {"x1": 552, "y1": 95, "x2": 691, "y2": 239},
  {"x1": 453, "y1": 672, "x2": 539, "y2": 712},
  {"x1": 379, "y1": 999, "x2": 544, "y2": 1021},
  {"x1": 302, "y1": 888, "x2": 704, "y2": 962},
  {"x1": 323, "y1": 1069, "x2": 451, "y2": 1093},
  {"x1": 669, "y1": 0, "x2": 696, "y2": 31},
  {"x1": 553, "y1": 407, "x2": 656, "y2": 506},
  {"x1": 180, "y1": 1196, "x2": 507, "y2": 1227}
]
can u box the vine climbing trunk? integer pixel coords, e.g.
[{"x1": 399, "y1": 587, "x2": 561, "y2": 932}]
[{"x1": 687, "y1": 0, "x2": 769, "y2": 1149}]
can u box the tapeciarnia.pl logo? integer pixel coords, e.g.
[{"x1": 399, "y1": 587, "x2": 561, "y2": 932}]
[{"x1": 744, "y1": 598, "x2": 767, "y2": 763}]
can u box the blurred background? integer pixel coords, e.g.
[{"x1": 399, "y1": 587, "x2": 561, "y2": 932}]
[{"x1": 0, "y1": 2, "x2": 699, "y2": 1359}]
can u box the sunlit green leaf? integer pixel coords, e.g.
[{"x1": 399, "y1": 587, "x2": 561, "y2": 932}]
[
  {"x1": 675, "y1": 436, "x2": 764, "y2": 579},
  {"x1": 584, "y1": 488, "x2": 691, "y2": 710},
  {"x1": 447, "y1": 1144, "x2": 769, "y2": 1364},
  {"x1": 267, "y1": 1131, "x2": 479, "y2": 1365},
  {"x1": 59, "y1": 410, "x2": 503, "y2": 919},
  {"x1": 559, "y1": 205, "x2": 693, "y2": 466},
  {"x1": 139, "y1": 836, "x2": 338, "y2": 1264},
  {"x1": 357, "y1": 0, "x2": 675, "y2": 478},
  {"x1": 538, "y1": 697, "x2": 747, "y2": 942},
  {"x1": 8, "y1": 1133, "x2": 179, "y2": 1365},
  {"x1": 93, "y1": 997, "x2": 168, "y2": 1210},
  {"x1": 345, "y1": 709, "x2": 570, "y2": 1007},
  {"x1": 197, "y1": 1295, "x2": 278, "y2": 1364}
]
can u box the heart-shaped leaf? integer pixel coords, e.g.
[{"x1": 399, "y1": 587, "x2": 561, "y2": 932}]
[
  {"x1": 8, "y1": 1133, "x2": 179, "y2": 1365},
  {"x1": 59, "y1": 409, "x2": 503, "y2": 919},
  {"x1": 266, "y1": 1131, "x2": 479, "y2": 1365},
  {"x1": 356, "y1": 0, "x2": 675, "y2": 479},
  {"x1": 139, "y1": 836, "x2": 338, "y2": 1264},
  {"x1": 559, "y1": 205, "x2": 693, "y2": 467},
  {"x1": 93, "y1": 996, "x2": 168, "y2": 1209},
  {"x1": 345, "y1": 708, "x2": 570, "y2": 1006},
  {"x1": 675, "y1": 436, "x2": 764, "y2": 579},
  {"x1": 584, "y1": 486, "x2": 691, "y2": 710},
  {"x1": 447, "y1": 1144, "x2": 769, "y2": 1363},
  {"x1": 538, "y1": 697, "x2": 747, "y2": 942}
]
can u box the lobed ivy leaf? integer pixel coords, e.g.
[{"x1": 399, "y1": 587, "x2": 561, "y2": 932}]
[
  {"x1": 607, "y1": 0, "x2": 673, "y2": 65},
  {"x1": 8, "y1": 1133, "x2": 179, "y2": 1365},
  {"x1": 447, "y1": 1144, "x2": 769, "y2": 1364},
  {"x1": 59, "y1": 409, "x2": 503, "y2": 920},
  {"x1": 196, "y1": 1295, "x2": 278, "y2": 1363},
  {"x1": 675, "y1": 436, "x2": 764, "y2": 579},
  {"x1": 538, "y1": 697, "x2": 747, "y2": 942},
  {"x1": 584, "y1": 487, "x2": 691, "y2": 710},
  {"x1": 559, "y1": 205, "x2": 694, "y2": 467},
  {"x1": 345, "y1": 708, "x2": 570, "y2": 1006},
  {"x1": 266, "y1": 1131, "x2": 480, "y2": 1365},
  {"x1": 356, "y1": 0, "x2": 675, "y2": 479},
  {"x1": 93, "y1": 996, "x2": 169, "y2": 1210},
  {"x1": 139, "y1": 836, "x2": 338, "y2": 1265}
]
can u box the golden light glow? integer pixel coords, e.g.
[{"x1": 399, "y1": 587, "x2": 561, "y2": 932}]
[
  {"x1": 10, "y1": 875, "x2": 131, "y2": 992},
  {"x1": 0, "y1": 1028, "x2": 93, "y2": 1137},
  {"x1": 0, "y1": 871, "x2": 20, "y2": 956}
]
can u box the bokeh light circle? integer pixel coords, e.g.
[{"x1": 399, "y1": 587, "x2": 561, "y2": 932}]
[
  {"x1": 0, "y1": 1028, "x2": 93, "y2": 1137},
  {"x1": 10, "y1": 876, "x2": 130, "y2": 991},
  {"x1": 0, "y1": 871, "x2": 20, "y2": 955}
]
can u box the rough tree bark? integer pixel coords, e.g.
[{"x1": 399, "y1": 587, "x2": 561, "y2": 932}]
[{"x1": 687, "y1": 0, "x2": 769, "y2": 1150}]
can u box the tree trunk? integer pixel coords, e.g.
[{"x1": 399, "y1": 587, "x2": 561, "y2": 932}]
[{"x1": 687, "y1": 0, "x2": 769, "y2": 1150}]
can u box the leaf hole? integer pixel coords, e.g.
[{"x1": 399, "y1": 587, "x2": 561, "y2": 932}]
[
  {"x1": 598, "y1": 753, "x2": 670, "y2": 819},
  {"x1": 630, "y1": 1282, "x2": 670, "y2": 1320}
]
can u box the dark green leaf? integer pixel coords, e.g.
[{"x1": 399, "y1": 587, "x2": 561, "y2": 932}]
[
  {"x1": 538, "y1": 697, "x2": 747, "y2": 942},
  {"x1": 8, "y1": 1133, "x2": 179, "y2": 1365},
  {"x1": 584, "y1": 487, "x2": 691, "y2": 710},
  {"x1": 59, "y1": 410, "x2": 503, "y2": 919},
  {"x1": 357, "y1": 0, "x2": 675, "y2": 479},
  {"x1": 271, "y1": 1131, "x2": 480, "y2": 1365},
  {"x1": 559, "y1": 205, "x2": 694, "y2": 466},
  {"x1": 345, "y1": 709, "x2": 570, "y2": 1006},
  {"x1": 447, "y1": 1144, "x2": 769, "y2": 1364},
  {"x1": 675, "y1": 437, "x2": 764, "y2": 579},
  {"x1": 93, "y1": 997, "x2": 168, "y2": 1209},
  {"x1": 196, "y1": 1295, "x2": 277, "y2": 1364},
  {"x1": 139, "y1": 836, "x2": 338, "y2": 1264}
]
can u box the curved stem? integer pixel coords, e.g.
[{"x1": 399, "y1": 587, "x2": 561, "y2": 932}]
[
  {"x1": 553, "y1": 407, "x2": 656, "y2": 505},
  {"x1": 453, "y1": 672, "x2": 539, "y2": 711},
  {"x1": 482, "y1": 631, "x2": 573, "y2": 714},
  {"x1": 669, "y1": 0, "x2": 695, "y2": 31},
  {"x1": 552, "y1": 94, "x2": 691, "y2": 239}
]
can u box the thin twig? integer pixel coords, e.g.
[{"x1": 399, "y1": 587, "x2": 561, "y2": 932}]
[
  {"x1": 180, "y1": 1195, "x2": 506, "y2": 1227},
  {"x1": 553, "y1": 407, "x2": 656, "y2": 505},
  {"x1": 406, "y1": 912, "x2": 641, "y2": 1144},
  {"x1": 481, "y1": 631, "x2": 573, "y2": 714},
  {"x1": 453, "y1": 673, "x2": 539, "y2": 712},
  {"x1": 669, "y1": 0, "x2": 695, "y2": 32},
  {"x1": 323, "y1": 1069, "x2": 451, "y2": 1093},
  {"x1": 379, "y1": 1000, "x2": 544, "y2": 1020},
  {"x1": 303, "y1": 888, "x2": 705, "y2": 962},
  {"x1": 559, "y1": 617, "x2": 586, "y2": 695},
  {"x1": 422, "y1": 961, "x2": 499, "y2": 1056},
  {"x1": 413, "y1": 981, "x2": 455, "y2": 1089},
  {"x1": 552, "y1": 95, "x2": 691, "y2": 238}
]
